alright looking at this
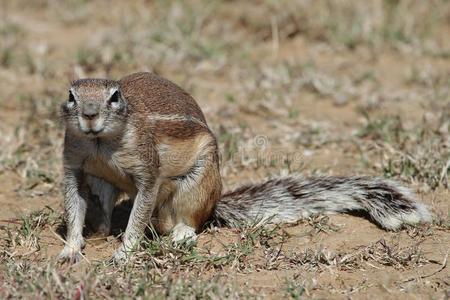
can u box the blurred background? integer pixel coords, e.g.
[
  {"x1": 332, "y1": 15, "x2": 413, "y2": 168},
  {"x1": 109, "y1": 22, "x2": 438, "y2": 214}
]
[
  {"x1": 0, "y1": 1, "x2": 449, "y2": 298},
  {"x1": 1, "y1": 0, "x2": 448, "y2": 189}
]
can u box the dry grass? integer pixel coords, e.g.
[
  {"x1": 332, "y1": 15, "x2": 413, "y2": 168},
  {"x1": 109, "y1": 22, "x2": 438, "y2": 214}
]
[{"x1": 0, "y1": 0, "x2": 449, "y2": 298}]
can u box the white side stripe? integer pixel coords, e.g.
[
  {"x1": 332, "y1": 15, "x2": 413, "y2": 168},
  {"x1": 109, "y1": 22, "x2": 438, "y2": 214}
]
[{"x1": 147, "y1": 113, "x2": 207, "y2": 127}]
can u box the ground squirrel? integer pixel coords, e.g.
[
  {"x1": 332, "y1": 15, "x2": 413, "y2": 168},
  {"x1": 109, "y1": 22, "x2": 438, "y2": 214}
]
[{"x1": 59, "y1": 72, "x2": 432, "y2": 263}]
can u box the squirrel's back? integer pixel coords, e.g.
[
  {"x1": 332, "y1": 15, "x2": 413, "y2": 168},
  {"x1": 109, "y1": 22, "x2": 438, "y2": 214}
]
[{"x1": 119, "y1": 72, "x2": 207, "y2": 124}]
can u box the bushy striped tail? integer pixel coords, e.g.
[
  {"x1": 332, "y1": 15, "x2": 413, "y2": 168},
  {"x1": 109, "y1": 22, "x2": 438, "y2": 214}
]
[{"x1": 213, "y1": 176, "x2": 432, "y2": 230}]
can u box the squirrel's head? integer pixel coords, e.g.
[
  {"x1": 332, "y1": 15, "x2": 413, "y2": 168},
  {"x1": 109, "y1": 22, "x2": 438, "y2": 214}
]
[{"x1": 61, "y1": 78, "x2": 128, "y2": 139}]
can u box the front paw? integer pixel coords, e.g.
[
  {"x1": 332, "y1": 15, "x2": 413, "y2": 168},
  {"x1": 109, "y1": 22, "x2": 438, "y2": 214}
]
[
  {"x1": 58, "y1": 237, "x2": 86, "y2": 264},
  {"x1": 58, "y1": 245, "x2": 83, "y2": 264},
  {"x1": 110, "y1": 245, "x2": 131, "y2": 265}
]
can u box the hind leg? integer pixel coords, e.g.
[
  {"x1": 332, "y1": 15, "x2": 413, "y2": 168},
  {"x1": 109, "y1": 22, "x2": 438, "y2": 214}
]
[
  {"x1": 170, "y1": 168, "x2": 221, "y2": 244},
  {"x1": 86, "y1": 175, "x2": 119, "y2": 236},
  {"x1": 153, "y1": 154, "x2": 222, "y2": 244}
]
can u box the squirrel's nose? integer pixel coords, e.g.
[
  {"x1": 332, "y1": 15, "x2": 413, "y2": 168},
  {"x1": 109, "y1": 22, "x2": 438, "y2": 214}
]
[
  {"x1": 82, "y1": 103, "x2": 99, "y2": 120},
  {"x1": 83, "y1": 111, "x2": 99, "y2": 120}
]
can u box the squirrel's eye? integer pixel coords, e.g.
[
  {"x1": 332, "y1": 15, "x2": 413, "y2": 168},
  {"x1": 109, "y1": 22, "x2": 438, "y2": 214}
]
[
  {"x1": 68, "y1": 91, "x2": 76, "y2": 105},
  {"x1": 109, "y1": 91, "x2": 120, "y2": 105}
]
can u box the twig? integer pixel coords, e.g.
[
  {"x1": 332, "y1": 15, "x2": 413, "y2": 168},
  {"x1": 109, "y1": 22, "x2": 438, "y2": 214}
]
[
  {"x1": 49, "y1": 228, "x2": 91, "y2": 264},
  {"x1": 0, "y1": 219, "x2": 22, "y2": 225},
  {"x1": 439, "y1": 158, "x2": 450, "y2": 186},
  {"x1": 401, "y1": 251, "x2": 448, "y2": 283}
]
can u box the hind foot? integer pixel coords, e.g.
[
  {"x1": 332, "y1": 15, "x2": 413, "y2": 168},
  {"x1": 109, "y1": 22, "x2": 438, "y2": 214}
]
[{"x1": 171, "y1": 223, "x2": 197, "y2": 245}]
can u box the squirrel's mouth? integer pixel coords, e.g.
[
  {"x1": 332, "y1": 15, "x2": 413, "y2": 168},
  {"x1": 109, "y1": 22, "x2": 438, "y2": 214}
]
[
  {"x1": 78, "y1": 117, "x2": 105, "y2": 137},
  {"x1": 83, "y1": 128, "x2": 104, "y2": 136}
]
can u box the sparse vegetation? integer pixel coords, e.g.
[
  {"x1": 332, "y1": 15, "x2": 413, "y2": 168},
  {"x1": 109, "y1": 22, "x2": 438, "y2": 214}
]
[{"x1": 0, "y1": 0, "x2": 449, "y2": 298}]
